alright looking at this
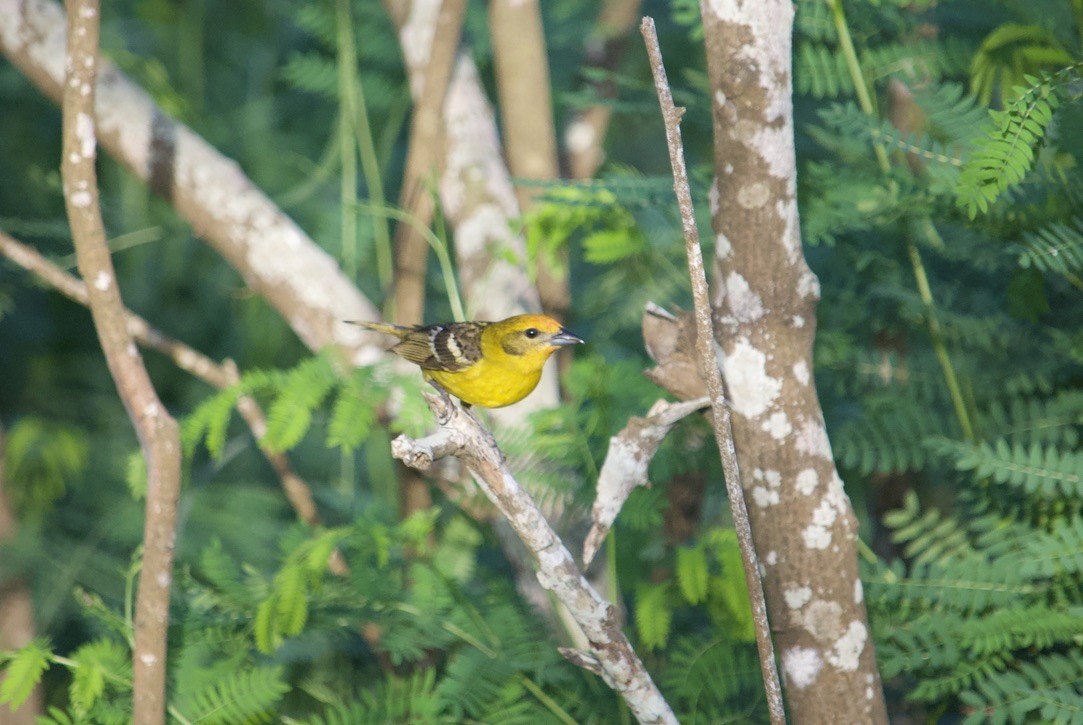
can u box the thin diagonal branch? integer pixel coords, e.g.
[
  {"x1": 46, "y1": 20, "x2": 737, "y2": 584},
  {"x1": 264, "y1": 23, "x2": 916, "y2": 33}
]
[
  {"x1": 640, "y1": 16, "x2": 785, "y2": 724},
  {"x1": 61, "y1": 2, "x2": 180, "y2": 722},
  {"x1": 392, "y1": 393, "x2": 678, "y2": 724},
  {"x1": 0, "y1": 231, "x2": 333, "y2": 541}
]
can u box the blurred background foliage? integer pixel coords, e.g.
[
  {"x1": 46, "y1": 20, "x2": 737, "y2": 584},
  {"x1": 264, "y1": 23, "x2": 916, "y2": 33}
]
[{"x1": 1, "y1": 0, "x2": 1082, "y2": 721}]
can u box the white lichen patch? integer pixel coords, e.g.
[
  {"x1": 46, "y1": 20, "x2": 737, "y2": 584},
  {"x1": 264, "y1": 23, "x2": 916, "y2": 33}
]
[
  {"x1": 797, "y1": 268, "x2": 821, "y2": 299},
  {"x1": 762, "y1": 411, "x2": 792, "y2": 440},
  {"x1": 751, "y1": 468, "x2": 781, "y2": 508},
  {"x1": 565, "y1": 117, "x2": 595, "y2": 154},
  {"x1": 792, "y1": 315, "x2": 805, "y2": 328},
  {"x1": 793, "y1": 360, "x2": 810, "y2": 385},
  {"x1": 715, "y1": 231, "x2": 733, "y2": 260},
  {"x1": 795, "y1": 417, "x2": 833, "y2": 460},
  {"x1": 714, "y1": 89, "x2": 726, "y2": 107},
  {"x1": 803, "y1": 496, "x2": 840, "y2": 550},
  {"x1": 725, "y1": 271, "x2": 764, "y2": 322},
  {"x1": 795, "y1": 468, "x2": 819, "y2": 496},
  {"x1": 782, "y1": 647, "x2": 822, "y2": 690},
  {"x1": 709, "y1": 178, "x2": 720, "y2": 216},
  {"x1": 723, "y1": 338, "x2": 782, "y2": 419},
  {"x1": 765, "y1": 551, "x2": 778, "y2": 566},
  {"x1": 784, "y1": 585, "x2": 811, "y2": 609},
  {"x1": 737, "y1": 182, "x2": 770, "y2": 209},
  {"x1": 827, "y1": 621, "x2": 868, "y2": 672},
  {"x1": 803, "y1": 599, "x2": 843, "y2": 641},
  {"x1": 69, "y1": 190, "x2": 92, "y2": 208},
  {"x1": 400, "y1": 0, "x2": 441, "y2": 95},
  {"x1": 854, "y1": 578, "x2": 864, "y2": 604},
  {"x1": 75, "y1": 111, "x2": 95, "y2": 158},
  {"x1": 93, "y1": 271, "x2": 111, "y2": 290}
]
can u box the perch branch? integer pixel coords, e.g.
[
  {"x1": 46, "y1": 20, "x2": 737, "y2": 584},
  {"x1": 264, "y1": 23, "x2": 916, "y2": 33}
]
[
  {"x1": 640, "y1": 16, "x2": 785, "y2": 724},
  {"x1": 393, "y1": 393, "x2": 677, "y2": 724},
  {"x1": 582, "y1": 396, "x2": 709, "y2": 566},
  {"x1": 61, "y1": 2, "x2": 181, "y2": 722}
]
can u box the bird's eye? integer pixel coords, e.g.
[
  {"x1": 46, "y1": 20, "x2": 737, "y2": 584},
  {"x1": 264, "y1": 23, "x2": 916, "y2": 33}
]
[{"x1": 524, "y1": 328, "x2": 539, "y2": 339}]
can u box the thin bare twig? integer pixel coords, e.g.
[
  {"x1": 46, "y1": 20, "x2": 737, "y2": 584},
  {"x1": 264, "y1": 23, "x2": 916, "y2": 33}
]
[
  {"x1": 392, "y1": 393, "x2": 678, "y2": 724},
  {"x1": 640, "y1": 16, "x2": 785, "y2": 724},
  {"x1": 61, "y1": 2, "x2": 181, "y2": 722}
]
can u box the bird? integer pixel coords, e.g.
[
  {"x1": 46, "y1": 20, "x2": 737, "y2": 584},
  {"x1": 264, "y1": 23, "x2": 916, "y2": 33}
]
[{"x1": 348, "y1": 314, "x2": 583, "y2": 408}]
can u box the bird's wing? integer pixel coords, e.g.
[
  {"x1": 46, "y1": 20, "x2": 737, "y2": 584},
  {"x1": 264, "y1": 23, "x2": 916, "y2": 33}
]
[{"x1": 392, "y1": 322, "x2": 486, "y2": 372}]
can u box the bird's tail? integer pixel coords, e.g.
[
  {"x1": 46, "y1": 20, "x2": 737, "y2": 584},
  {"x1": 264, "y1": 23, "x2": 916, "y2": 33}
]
[{"x1": 345, "y1": 320, "x2": 414, "y2": 338}]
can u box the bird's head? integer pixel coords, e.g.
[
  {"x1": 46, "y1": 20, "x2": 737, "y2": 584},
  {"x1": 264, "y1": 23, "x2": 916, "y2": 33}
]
[{"x1": 489, "y1": 314, "x2": 583, "y2": 365}]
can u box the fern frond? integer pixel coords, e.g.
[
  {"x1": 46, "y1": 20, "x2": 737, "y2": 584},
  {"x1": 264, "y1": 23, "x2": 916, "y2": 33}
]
[
  {"x1": 302, "y1": 670, "x2": 442, "y2": 725},
  {"x1": 262, "y1": 355, "x2": 338, "y2": 452},
  {"x1": 959, "y1": 652, "x2": 1083, "y2": 724},
  {"x1": 1018, "y1": 217, "x2": 1083, "y2": 276},
  {"x1": 834, "y1": 404, "x2": 948, "y2": 477},
  {"x1": 956, "y1": 63, "x2": 1083, "y2": 217},
  {"x1": 960, "y1": 606, "x2": 1083, "y2": 656},
  {"x1": 663, "y1": 636, "x2": 766, "y2": 722},
  {"x1": 934, "y1": 438, "x2": 1083, "y2": 499},
  {"x1": 864, "y1": 556, "x2": 1035, "y2": 614},
  {"x1": 975, "y1": 392, "x2": 1083, "y2": 448},
  {"x1": 882, "y1": 492, "x2": 974, "y2": 564},
  {"x1": 0, "y1": 638, "x2": 52, "y2": 711},
  {"x1": 281, "y1": 53, "x2": 338, "y2": 98},
  {"x1": 176, "y1": 666, "x2": 289, "y2": 725}
]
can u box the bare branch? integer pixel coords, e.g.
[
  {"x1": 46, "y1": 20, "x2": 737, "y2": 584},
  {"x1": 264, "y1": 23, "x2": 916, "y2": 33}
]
[
  {"x1": 61, "y1": 2, "x2": 180, "y2": 721},
  {"x1": 640, "y1": 16, "x2": 786, "y2": 723},
  {"x1": 582, "y1": 396, "x2": 709, "y2": 565},
  {"x1": 489, "y1": 0, "x2": 568, "y2": 320},
  {"x1": 0, "y1": 0, "x2": 384, "y2": 366},
  {"x1": 392, "y1": 394, "x2": 678, "y2": 724}
]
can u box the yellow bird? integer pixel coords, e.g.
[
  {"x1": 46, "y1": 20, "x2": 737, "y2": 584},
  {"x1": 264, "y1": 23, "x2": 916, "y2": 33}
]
[{"x1": 348, "y1": 314, "x2": 583, "y2": 408}]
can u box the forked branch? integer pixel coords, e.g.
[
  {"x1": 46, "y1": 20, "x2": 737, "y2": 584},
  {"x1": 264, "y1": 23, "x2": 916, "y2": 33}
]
[{"x1": 392, "y1": 393, "x2": 678, "y2": 724}]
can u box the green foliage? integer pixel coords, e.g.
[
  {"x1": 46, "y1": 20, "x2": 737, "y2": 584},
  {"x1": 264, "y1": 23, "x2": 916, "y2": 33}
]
[
  {"x1": 3, "y1": 418, "x2": 88, "y2": 519},
  {"x1": 956, "y1": 64, "x2": 1082, "y2": 216},
  {"x1": 0, "y1": 638, "x2": 51, "y2": 710}
]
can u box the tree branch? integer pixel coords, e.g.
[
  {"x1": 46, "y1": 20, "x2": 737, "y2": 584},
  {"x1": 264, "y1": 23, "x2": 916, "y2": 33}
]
[
  {"x1": 640, "y1": 16, "x2": 785, "y2": 724},
  {"x1": 582, "y1": 396, "x2": 709, "y2": 565},
  {"x1": 392, "y1": 393, "x2": 678, "y2": 724},
  {"x1": 61, "y1": 2, "x2": 180, "y2": 722}
]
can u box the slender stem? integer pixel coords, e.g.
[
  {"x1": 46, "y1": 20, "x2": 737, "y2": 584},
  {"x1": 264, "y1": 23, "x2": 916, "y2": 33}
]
[
  {"x1": 829, "y1": 0, "x2": 890, "y2": 173},
  {"x1": 352, "y1": 74, "x2": 393, "y2": 290},
  {"x1": 336, "y1": 0, "x2": 360, "y2": 280},
  {"x1": 520, "y1": 674, "x2": 579, "y2": 725},
  {"x1": 641, "y1": 17, "x2": 785, "y2": 725},
  {"x1": 906, "y1": 238, "x2": 975, "y2": 440},
  {"x1": 831, "y1": 0, "x2": 976, "y2": 441},
  {"x1": 352, "y1": 200, "x2": 465, "y2": 321}
]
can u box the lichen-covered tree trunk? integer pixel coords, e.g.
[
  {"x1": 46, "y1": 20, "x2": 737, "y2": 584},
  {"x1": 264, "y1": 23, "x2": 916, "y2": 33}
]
[{"x1": 699, "y1": 2, "x2": 888, "y2": 720}]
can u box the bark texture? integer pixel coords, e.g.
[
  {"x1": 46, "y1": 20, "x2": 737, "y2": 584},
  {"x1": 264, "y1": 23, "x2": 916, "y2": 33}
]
[
  {"x1": 61, "y1": 2, "x2": 181, "y2": 721},
  {"x1": 699, "y1": 2, "x2": 888, "y2": 720}
]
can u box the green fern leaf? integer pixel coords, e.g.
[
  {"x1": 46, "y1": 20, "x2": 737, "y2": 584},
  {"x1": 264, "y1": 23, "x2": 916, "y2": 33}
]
[
  {"x1": 1018, "y1": 217, "x2": 1083, "y2": 276},
  {"x1": 326, "y1": 369, "x2": 380, "y2": 450},
  {"x1": 262, "y1": 355, "x2": 337, "y2": 452},
  {"x1": 68, "y1": 640, "x2": 130, "y2": 716},
  {"x1": 635, "y1": 583, "x2": 672, "y2": 651},
  {"x1": 179, "y1": 666, "x2": 289, "y2": 725},
  {"x1": 938, "y1": 438, "x2": 1083, "y2": 498},
  {"x1": 0, "y1": 638, "x2": 52, "y2": 710},
  {"x1": 676, "y1": 545, "x2": 709, "y2": 605}
]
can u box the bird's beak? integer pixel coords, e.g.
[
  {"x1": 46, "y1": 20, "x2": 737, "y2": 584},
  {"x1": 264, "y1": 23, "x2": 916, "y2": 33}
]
[{"x1": 551, "y1": 328, "x2": 584, "y2": 347}]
